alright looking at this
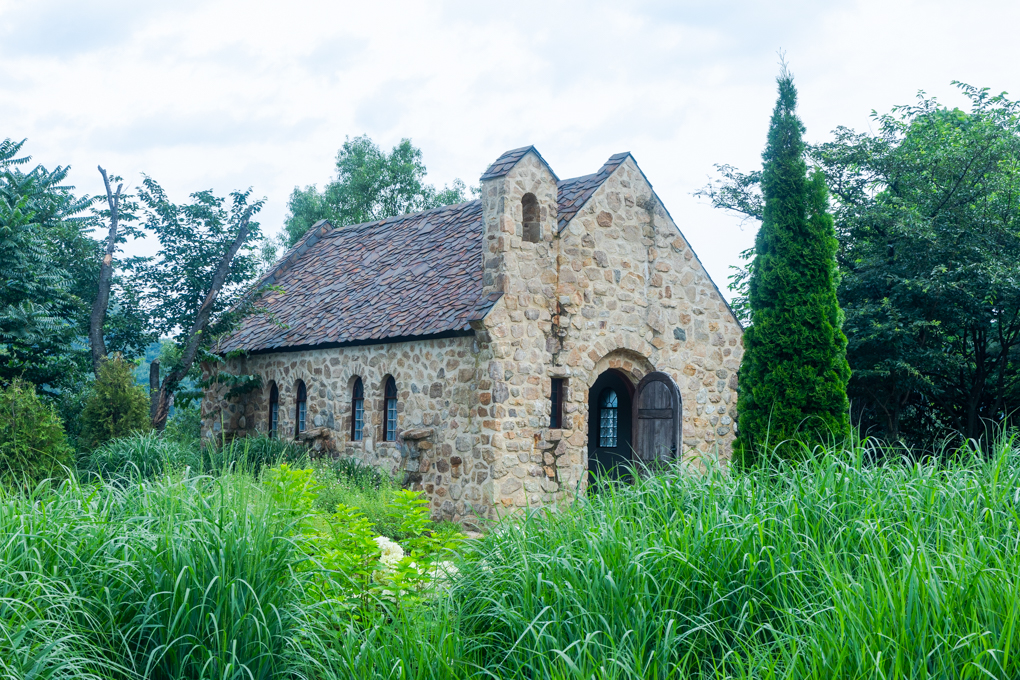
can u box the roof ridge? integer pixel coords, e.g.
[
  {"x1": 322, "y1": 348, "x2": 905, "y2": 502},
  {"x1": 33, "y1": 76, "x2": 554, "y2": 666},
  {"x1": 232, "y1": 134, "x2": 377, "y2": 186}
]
[
  {"x1": 480, "y1": 145, "x2": 559, "y2": 182},
  {"x1": 332, "y1": 199, "x2": 481, "y2": 232},
  {"x1": 555, "y1": 152, "x2": 632, "y2": 231}
]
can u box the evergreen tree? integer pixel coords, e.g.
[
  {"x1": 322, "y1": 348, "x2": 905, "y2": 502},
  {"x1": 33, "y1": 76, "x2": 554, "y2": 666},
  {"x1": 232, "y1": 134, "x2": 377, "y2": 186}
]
[
  {"x1": 79, "y1": 355, "x2": 151, "y2": 450},
  {"x1": 0, "y1": 379, "x2": 72, "y2": 485},
  {"x1": 735, "y1": 68, "x2": 850, "y2": 464}
]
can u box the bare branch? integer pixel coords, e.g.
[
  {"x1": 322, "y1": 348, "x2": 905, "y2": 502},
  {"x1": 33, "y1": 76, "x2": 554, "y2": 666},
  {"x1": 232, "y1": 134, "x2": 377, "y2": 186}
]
[{"x1": 89, "y1": 166, "x2": 123, "y2": 376}]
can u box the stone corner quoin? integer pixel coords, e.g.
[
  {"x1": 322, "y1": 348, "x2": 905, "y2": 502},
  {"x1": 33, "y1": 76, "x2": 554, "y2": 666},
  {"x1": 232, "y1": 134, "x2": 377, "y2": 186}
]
[{"x1": 201, "y1": 147, "x2": 744, "y2": 527}]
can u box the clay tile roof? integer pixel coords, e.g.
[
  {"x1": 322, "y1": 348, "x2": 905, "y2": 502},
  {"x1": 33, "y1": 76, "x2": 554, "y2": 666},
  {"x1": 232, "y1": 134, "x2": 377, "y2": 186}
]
[
  {"x1": 218, "y1": 200, "x2": 500, "y2": 354},
  {"x1": 480, "y1": 145, "x2": 560, "y2": 181},
  {"x1": 556, "y1": 152, "x2": 630, "y2": 231}
]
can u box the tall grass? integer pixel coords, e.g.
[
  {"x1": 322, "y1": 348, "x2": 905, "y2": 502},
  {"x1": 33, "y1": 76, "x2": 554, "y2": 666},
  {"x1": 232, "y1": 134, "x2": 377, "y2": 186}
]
[
  {"x1": 0, "y1": 469, "x2": 310, "y2": 680},
  {"x1": 333, "y1": 434, "x2": 1020, "y2": 679},
  {"x1": 5, "y1": 432, "x2": 1020, "y2": 678}
]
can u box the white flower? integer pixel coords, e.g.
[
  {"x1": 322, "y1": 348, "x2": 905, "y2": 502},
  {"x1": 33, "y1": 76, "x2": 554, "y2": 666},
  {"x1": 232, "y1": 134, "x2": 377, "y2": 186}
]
[{"x1": 374, "y1": 535, "x2": 404, "y2": 570}]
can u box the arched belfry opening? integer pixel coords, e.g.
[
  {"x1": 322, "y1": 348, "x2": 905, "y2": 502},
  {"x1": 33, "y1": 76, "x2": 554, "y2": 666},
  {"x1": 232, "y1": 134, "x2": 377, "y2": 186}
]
[
  {"x1": 587, "y1": 369, "x2": 634, "y2": 482},
  {"x1": 521, "y1": 193, "x2": 540, "y2": 243}
]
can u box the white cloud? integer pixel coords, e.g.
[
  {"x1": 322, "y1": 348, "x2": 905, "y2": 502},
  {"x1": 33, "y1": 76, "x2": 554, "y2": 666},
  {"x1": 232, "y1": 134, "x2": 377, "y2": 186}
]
[{"x1": 2, "y1": 0, "x2": 1018, "y2": 289}]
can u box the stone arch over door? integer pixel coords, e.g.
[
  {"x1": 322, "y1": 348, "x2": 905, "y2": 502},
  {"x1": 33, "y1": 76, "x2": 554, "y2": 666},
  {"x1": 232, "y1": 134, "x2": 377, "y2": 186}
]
[{"x1": 632, "y1": 372, "x2": 682, "y2": 468}]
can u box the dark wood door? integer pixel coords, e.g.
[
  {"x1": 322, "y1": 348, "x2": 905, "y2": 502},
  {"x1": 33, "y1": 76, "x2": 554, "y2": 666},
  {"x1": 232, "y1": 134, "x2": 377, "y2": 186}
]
[{"x1": 632, "y1": 372, "x2": 681, "y2": 465}]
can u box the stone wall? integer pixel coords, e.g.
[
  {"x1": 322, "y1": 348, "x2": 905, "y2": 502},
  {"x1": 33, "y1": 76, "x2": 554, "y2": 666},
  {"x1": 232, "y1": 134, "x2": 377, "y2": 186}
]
[
  {"x1": 476, "y1": 152, "x2": 743, "y2": 511},
  {"x1": 201, "y1": 334, "x2": 497, "y2": 526}
]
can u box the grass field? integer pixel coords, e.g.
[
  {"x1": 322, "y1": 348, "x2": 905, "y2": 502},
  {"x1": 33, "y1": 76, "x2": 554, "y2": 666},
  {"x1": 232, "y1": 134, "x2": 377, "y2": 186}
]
[{"x1": 2, "y1": 433, "x2": 1019, "y2": 679}]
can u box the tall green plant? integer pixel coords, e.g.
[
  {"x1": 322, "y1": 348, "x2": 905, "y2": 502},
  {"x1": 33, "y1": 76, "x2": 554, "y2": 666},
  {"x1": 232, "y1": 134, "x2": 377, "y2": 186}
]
[
  {"x1": 736, "y1": 68, "x2": 850, "y2": 463},
  {"x1": 0, "y1": 378, "x2": 71, "y2": 485},
  {"x1": 79, "y1": 355, "x2": 151, "y2": 450}
]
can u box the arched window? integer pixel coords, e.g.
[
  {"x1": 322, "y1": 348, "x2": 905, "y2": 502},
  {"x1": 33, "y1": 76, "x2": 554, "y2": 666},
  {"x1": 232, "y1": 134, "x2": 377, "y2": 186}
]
[
  {"x1": 599, "y1": 388, "x2": 618, "y2": 447},
  {"x1": 268, "y1": 382, "x2": 279, "y2": 437},
  {"x1": 295, "y1": 380, "x2": 307, "y2": 436},
  {"x1": 351, "y1": 377, "x2": 364, "y2": 441},
  {"x1": 383, "y1": 377, "x2": 397, "y2": 442},
  {"x1": 522, "y1": 193, "x2": 540, "y2": 243}
]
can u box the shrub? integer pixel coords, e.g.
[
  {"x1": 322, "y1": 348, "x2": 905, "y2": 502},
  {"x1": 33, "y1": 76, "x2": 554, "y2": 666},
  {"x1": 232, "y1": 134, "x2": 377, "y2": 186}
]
[
  {"x1": 79, "y1": 355, "x2": 151, "y2": 451},
  {"x1": 78, "y1": 430, "x2": 201, "y2": 481},
  {"x1": 0, "y1": 378, "x2": 72, "y2": 486}
]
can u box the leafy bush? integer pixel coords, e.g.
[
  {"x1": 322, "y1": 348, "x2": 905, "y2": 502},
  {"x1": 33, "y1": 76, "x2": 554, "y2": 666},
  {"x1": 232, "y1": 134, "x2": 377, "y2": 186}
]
[
  {"x1": 78, "y1": 355, "x2": 151, "y2": 451},
  {"x1": 0, "y1": 378, "x2": 72, "y2": 486},
  {"x1": 78, "y1": 430, "x2": 201, "y2": 481},
  {"x1": 257, "y1": 462, "x2": 465, "y2": 617}
]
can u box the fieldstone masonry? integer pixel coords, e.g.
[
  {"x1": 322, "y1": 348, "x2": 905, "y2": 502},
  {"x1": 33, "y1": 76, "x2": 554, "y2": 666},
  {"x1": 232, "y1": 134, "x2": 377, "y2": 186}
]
[{"x1": 203, "y1": 147, "x2": 743, "y2": 526}]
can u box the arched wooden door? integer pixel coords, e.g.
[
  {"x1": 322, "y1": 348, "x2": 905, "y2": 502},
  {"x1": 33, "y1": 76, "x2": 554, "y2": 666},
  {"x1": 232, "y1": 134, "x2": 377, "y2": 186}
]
[{"x1": 632, "y1": 372, "x2": 681, "y2": 465}]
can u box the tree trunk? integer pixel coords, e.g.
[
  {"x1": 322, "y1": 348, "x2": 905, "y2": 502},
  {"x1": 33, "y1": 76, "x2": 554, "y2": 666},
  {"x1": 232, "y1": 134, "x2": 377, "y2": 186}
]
[
  {"x1": 88, "y1": 166, "x2": 123, "y2": 376},
  {"x1": 152, "y1": 210, "x2": 254, "y2": 430},
  {"x1": 149, "y1": 359, "x2": 160, "y2": 421}
]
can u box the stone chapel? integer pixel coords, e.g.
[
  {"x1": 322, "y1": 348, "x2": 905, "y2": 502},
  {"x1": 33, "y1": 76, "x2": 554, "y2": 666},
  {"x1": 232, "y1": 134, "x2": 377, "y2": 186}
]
[{"x1": 202, "y1": 146, "x2": 744, "y2": 525}]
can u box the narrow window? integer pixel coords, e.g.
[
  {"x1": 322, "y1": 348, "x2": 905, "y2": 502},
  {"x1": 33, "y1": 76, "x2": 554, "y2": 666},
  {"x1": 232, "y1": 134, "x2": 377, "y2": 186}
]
[
  {"x1": 599, "y1": 388, "x2": 618, "y2": 447},
  {"x1": 383, "y1": 377, "x2": 397, "y2": 442},
  {"x1": 295, "y1": 380, "x2": 307, "y2": 436},
  {"x1": 522, "y1": 193, "x2": 540, "y2": 243},
  {"x1": 550, "y1": 378, "x2": 565, "y2": 429},
  {"x1": 268, "y1": 382, "x2": 279, "y2": 437},
  {"x1": 351, "y1": 377, "x2": 364, "y2": 441}
]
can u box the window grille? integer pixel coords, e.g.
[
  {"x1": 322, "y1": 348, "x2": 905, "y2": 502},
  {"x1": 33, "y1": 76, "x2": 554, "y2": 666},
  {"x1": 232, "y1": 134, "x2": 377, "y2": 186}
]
[
  {"x1": 599, "y1": 388, "x2": 618, "y2": 447},
  {"x1": 352, "y1": 377, "x2": 364, "y2": 441}
]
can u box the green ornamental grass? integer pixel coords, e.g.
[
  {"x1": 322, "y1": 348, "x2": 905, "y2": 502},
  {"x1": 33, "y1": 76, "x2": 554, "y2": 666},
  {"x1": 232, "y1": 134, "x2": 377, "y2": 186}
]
[{"x1": 3, "y1": 431, "x2": 1020, "y2": 679}]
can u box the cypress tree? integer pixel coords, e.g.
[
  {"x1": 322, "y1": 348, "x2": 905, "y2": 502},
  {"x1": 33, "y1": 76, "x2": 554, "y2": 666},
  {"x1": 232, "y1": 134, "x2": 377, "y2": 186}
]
[{"x1": 735, "y1": 68, "x2": 850, "y2": 464}]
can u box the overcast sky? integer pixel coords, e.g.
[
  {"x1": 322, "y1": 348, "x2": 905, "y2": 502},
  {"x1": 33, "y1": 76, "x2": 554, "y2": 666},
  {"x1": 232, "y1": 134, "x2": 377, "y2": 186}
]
[{"x1": 2, "y1": 0, "x2": 1017, "y2": 295}]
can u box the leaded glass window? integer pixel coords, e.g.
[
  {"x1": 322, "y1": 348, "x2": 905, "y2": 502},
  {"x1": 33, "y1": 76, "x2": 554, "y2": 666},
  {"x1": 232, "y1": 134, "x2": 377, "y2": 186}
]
[
  {"x1": 599, "y1": 388, "x2": 618, "y2": 447},
  {"x1": 268, "y1": 383, "x2": 279, "y2": 437},
  {"x1": 295, "y1": 380, "x2": 307, "y2": 435},
  {"x1": 352, "y1": 377, "x2": 364, "y2": 441},
  {"x1": 384, "y1": 377, "x2": 397, "y2": 442}
]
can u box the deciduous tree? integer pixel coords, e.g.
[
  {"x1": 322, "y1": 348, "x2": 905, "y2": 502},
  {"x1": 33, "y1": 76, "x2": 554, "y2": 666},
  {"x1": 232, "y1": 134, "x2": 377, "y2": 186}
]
[
  {"x1": 136, "y1": 179, "x2": 265, "y2": 430},
  {"x1": 284, "y1": 136, "x2": 469, "y2": 245}
]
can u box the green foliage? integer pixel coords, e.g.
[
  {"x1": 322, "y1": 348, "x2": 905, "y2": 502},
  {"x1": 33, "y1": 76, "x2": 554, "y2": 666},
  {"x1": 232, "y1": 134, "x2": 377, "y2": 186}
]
[
  {"x1": 736, "y1": 70, "x2": 850, "y2": 462},
  {"x1": 0, "y1": 379, "x2": 71, "y2": 486},
  {"x1": 284, "y1": 136, "x2": 470, "y2": 245},
  {"x1": 0, "y1": 139, "x2": 91, "y2": 391},
  {"x1": 0, "y1": 139, "x2": 151, "y2": 396},
  {"x1": 0, "y1": 471, "x2": 309, "y2": 679},
  {"x1": 818, "y1": 85, "x2": 1020, "y2": 444},
  {"x1": 134, "y1": 179, "x2": 266, "y2": 381},
  {"x1": 703, "y1": 83, "x2": 1020, "y2": 448},
  {"x1": 206, "y1": 433, "x2": 305, "y2": 475},
  {"x1": 263, "y1": 462, "x2": 321, "y2": 519},
  {"x1": 161, "y1": 403, "x2": 202, "y2": 446},
  {"x1": 311, "y1": 456, "x2": 408, "y2": 537},
  {"x1": 9, "y1": 434, "x2": 1020, "y2": 678},
  {"x1": 78, "y1": 355, "x2": 151, "y2": 451},
  {"x1": 78, "y1": 431, "x2": 201, "y2": 481}
]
